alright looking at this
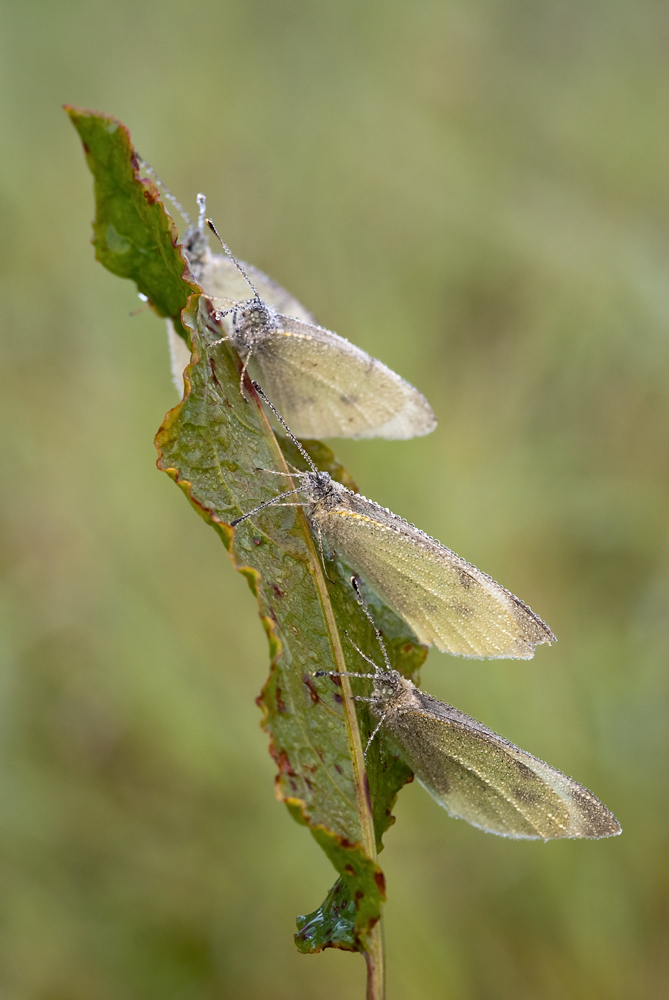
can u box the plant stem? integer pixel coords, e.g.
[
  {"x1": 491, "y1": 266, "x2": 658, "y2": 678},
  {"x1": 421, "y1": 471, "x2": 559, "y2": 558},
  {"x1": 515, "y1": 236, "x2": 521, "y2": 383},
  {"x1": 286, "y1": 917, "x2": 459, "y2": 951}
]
[{"x1": 364, "y1": 918, "x2": 385, "y2": 999}]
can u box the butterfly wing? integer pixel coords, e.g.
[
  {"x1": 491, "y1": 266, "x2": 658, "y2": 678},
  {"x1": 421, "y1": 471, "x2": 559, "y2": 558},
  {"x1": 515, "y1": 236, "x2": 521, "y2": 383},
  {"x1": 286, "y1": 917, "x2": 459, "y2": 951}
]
[
  {"x1": 198, "y1": 253, "x2": 317, "y2": 322},
  {"x1": 313, "y1": 494, "x2": 553, "y2": 657},
  {"x1": 383, "y1": 687, "x2": 620, "y2": 839},
  {"x1": 248, "y1": 315, "x2": 436, "y2": 440}
]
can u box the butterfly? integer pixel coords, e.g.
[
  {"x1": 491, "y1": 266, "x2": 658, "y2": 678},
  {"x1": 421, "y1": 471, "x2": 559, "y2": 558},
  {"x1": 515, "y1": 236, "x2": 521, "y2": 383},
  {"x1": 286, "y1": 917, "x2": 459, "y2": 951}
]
[
  {"x1": 317, "y1": 580, "x2": 620, "y2": 840},
  {"x1": 171, "y1": 193, "x2": 437, "y2": 440},
  {"x1": 233, "y1": 383, "x2": 555, "y2": 659}
]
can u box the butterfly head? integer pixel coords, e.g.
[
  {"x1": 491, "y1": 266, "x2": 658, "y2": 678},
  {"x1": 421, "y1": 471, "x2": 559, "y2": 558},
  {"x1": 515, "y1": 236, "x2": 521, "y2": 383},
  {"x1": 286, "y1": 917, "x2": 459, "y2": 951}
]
[{"x1": 232, "y1": 296, "x2": 277, "y2": 349}]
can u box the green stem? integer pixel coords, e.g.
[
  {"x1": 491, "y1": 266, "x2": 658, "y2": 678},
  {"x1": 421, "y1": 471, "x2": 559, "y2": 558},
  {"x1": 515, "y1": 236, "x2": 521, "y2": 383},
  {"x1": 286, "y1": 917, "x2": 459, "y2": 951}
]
[{"x1": 364, "y1": 919, "x2": 386, "y2": 999}]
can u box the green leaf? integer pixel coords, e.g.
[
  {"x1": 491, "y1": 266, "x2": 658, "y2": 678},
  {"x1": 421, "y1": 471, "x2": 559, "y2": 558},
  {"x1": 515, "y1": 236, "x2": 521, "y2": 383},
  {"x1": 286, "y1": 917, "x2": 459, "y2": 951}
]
[
  {"x1": 155, "y1": 299, "x2": 387, "y2": 947},
  {"x1": 67, "y1": 108, "x2": 428, "y2": 962},
  {"x1": 65, "y1": 106, "x2": 199, "y2": 339}
]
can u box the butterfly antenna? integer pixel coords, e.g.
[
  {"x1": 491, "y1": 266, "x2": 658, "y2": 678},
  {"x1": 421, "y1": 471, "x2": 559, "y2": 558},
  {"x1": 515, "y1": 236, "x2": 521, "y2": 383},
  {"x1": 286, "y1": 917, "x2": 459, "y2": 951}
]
[
  {"x1": 251, "y1": 381, "x2": 318, "y2": 473},
  {"x1": 136, "y1": 156, "x2": 192, "y2": 227},
  {"x1": 196, "y1": 193, "x2": 207, "y2": 233},
  {"x1": 343, "y1": 630, "x2": 382, "y2": 674},
  {"x1": 351, "y1": 577, "x2": 392, "y2": 673},
  {"x1": 205, "y1": 219, "x2": 260, "y2": 298}
]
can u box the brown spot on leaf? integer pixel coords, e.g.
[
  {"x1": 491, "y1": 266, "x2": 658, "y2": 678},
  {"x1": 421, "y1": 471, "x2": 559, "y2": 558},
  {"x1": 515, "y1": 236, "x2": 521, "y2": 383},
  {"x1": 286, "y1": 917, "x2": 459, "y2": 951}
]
[
  {"x1": 275, "y1": 687, "x2": 287, "y2": 713},
  {"x1": 373, "y1": 871, "x2": 386, "y2": 894},
  {"x1": 344, "y1": 864, "x2": 356, "y2": 877},
  {"x1": 271, "y1": 748, "x2": 297, "y2": 777},
  {"x1": 208, "y1": 357, "x2": 222, "y2": 389},
  {"x1": 303, "y1": 675, "x2": 321, "y2": 704},
  {"x1": 272, "y1": 584, "x2": 286, "y2": 599}
]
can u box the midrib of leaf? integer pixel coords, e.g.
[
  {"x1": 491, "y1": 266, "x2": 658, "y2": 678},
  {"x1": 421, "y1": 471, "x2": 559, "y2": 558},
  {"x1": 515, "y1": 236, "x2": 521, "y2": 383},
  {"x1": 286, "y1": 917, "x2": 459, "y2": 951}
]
[{"x1": 233, "y1": 350, "x2": 377, "y2": 856}]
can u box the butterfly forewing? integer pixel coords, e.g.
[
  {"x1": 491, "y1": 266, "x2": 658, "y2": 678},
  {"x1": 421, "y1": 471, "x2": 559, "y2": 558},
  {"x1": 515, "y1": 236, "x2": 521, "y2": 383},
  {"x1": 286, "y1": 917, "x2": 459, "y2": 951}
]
[
  {"x1": 247, "y1": 315, "x2": 436, "y2": 440},
  {"x1": 378, "y1": 681, "x2": 620, "y2": 839},
  {"x1": 312, "y1": 492, "x2": 553, "y2": 657}
]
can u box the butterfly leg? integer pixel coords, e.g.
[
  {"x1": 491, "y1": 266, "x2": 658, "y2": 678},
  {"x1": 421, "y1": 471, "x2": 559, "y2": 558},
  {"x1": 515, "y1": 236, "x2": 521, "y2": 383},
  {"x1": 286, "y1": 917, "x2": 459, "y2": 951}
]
[
  {"x1": 364, "y1": 709, "x2": 390, "y2": 755},
  {"x1": 254, "y1": 468, "x2": 302, "y2": 478},
  {"x1": 316, "y1": 525, "x2": 336, "y2": 584},
  {"x1": 239, "y1": 350, "x2": 252, "y2": 400}
]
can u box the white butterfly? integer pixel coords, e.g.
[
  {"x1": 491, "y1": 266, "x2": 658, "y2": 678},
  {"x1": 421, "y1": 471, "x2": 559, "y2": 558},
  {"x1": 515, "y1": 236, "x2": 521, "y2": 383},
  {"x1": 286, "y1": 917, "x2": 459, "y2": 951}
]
[
  {"x1": 319, "y1": 581, "x2": 620, "y2": 840},
  {"x1": 169, "y1": 195, "x2": 436, "y2": 441},
  {"x1": 234, "y1": 383, "x2": 554, "y2": 659}
]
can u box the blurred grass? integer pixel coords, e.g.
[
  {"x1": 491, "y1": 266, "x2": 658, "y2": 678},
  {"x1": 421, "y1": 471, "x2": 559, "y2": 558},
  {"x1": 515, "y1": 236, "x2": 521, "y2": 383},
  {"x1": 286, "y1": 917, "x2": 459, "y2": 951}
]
[{"x1": 1, "y1": 0, "x2": 668, "y2": 997}]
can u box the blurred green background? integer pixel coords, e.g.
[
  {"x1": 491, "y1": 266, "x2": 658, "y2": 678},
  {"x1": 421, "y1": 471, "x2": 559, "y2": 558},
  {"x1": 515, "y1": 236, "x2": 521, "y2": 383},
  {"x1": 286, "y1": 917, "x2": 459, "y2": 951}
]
[{"x1": 1, "y1": 1, "x2": 668, "y2": 997}]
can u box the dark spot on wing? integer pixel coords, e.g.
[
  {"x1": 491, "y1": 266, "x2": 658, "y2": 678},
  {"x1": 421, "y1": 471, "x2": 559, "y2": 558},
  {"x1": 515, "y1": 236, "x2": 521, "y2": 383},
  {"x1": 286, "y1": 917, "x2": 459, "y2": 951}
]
[
  {"x1": 340, "y1": 393, "x2": 359, "y2": 405},
  {"x1": 514, "y1": 760, "x2": 540, "y2": 780},
  {"x1": 458, "y1": 569, "x2": 475, "y2": 589},
  {"x1": 452, "y1": 601, "x2": 474, "y2": 618},
  {"x1": 513, "y1": 787, "x2": 540, "y2": 804},
  {"x1": 570, "y1": 786, "x2": 621, "y2": 836}
]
